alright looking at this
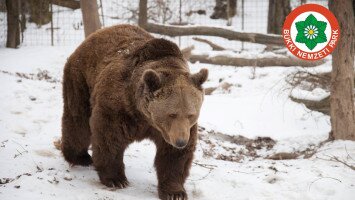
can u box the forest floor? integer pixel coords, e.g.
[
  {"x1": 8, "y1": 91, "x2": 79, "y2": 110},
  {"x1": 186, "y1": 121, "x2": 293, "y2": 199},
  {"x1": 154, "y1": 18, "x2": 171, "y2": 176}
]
[{"x1": 0, "y1": 46, "x2": 355, "y2": 200}]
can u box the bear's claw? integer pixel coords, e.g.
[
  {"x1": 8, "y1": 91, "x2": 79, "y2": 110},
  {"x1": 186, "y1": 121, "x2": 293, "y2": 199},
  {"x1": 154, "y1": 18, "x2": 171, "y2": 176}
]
[
  {"x1": 101, "y1": 177, "x2": 129, "y2": 189},
  {"x1": 160, "y1": 191, "x2": 188, "y2": 200}
]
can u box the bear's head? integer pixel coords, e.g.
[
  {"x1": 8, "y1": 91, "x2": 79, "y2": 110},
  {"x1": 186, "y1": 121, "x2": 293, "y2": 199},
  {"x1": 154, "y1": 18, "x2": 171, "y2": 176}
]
[{"x1": 132, "y1": 38, "x2": 208, "y2": 149}]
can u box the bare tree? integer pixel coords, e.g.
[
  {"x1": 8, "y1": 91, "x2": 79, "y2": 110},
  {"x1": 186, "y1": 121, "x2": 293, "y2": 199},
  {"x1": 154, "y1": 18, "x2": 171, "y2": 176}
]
[
  {"x1": 210, "y1": 0, "x2": 236, "y2": 20},
  {"x1": 329, "y1": 0, "x2": 355, "y2": 140},
  {"x1": 28, "y1": 0, "x2": 51, "y2": 26},
  {"x1": 6, "y1": 0, "x2": 20, "y2": 48},
  {"x1": 0, "y1": 0, "x2": 6, "y2": 12},
  {"x1": 138, "y1": 0, "x2": 148, "y2": 28},
  {"x1": 267, "y1": 0, "x2": 291, "y2": 34},
  {"x1": 80, "y1": 0, "x2": 101, "y2": 37},
  {"x1": 17, "y1": 0, "x2": 80, "y2": 27}
]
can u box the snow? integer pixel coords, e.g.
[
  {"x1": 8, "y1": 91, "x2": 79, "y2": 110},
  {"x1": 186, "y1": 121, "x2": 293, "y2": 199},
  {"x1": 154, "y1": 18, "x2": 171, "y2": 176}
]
[
  {"x1": 1, "y1": 0, "x2": 355, "y2": 199},
  {"x1": 194, "y1": 64, "x2": 330, "y2": 140},
  {"x1": 290, "y1": 87, "x2": 329, "y2": 102},
  {"x1": 1, "y1": 45, "x2": 355, "y2": 200}
]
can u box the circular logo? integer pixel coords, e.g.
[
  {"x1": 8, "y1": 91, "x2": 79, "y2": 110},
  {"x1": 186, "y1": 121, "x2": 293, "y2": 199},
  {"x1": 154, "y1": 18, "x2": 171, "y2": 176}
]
[{"x1": 283, "y1": 4, "x2": 340, "y2": 60}]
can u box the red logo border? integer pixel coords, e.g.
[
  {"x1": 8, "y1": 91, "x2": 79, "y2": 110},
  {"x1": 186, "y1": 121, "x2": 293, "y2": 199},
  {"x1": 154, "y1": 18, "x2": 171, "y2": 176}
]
[{"x1": 283, "y1": 4, "x2": 340, "y2": 61}]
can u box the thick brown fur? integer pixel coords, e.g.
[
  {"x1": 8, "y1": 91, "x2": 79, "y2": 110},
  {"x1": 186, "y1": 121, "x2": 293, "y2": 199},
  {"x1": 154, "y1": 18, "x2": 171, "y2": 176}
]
[{"x1": 61, "y1": 25, "x2": 207, "y2": 200}]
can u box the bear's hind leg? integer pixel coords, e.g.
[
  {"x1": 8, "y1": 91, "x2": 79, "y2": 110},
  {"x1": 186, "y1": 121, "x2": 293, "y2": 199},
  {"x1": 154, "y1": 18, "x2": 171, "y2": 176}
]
[
  {"x1": 61, "y1": 67, "x2": 92, "y2": 166},
  {"x1": 62, "y1": 112, "x2": 92, "y2": 166}
]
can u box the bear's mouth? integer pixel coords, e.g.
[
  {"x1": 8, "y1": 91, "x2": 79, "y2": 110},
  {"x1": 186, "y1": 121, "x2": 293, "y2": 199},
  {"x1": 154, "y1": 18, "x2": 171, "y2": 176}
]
[
  {"x1": 149, "y1": 119, "x2": 189, "y2": 149},
  {"x1": 172, "y1": 143, "x2": 187, "y2": 149},
  {"x1": 160, "y1": 131, "x2": 188, "y2": 149}
]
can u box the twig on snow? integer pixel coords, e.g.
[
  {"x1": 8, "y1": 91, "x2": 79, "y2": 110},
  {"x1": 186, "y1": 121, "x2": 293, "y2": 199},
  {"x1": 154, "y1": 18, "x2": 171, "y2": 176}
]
[
  {"x1": 325, "y1": 155, "x2": 355, "y2": 171},
  {"x1": 344, "y1": 145, "x2": 354, "y2": 161},
  {"x1": 193, "y1": 162, "x2": 217, "y2": 170},
  {"x1": 308, "y1": 176, "x2": 342, "y2": 191},
  {"x1": 188, "y1": 162, "x2": 217, "y2": 181}
]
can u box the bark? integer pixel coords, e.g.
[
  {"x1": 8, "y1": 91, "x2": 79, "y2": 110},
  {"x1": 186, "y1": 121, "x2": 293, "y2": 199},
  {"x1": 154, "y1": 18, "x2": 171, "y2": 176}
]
[
  {"x1": 329, "y1": 0, "x2": 355, "y2": 140},
  {"x1": 188, "y1": 54, "x2": 325, "y2": 67},
  {"x1": 144, "y1": 23, "x2": 284, "y2": 46},
  {"x1": 19, "y1": 0, "x2": 26, "y2": 42},
  {"x1": 80, "y1": 0, "x2": 101, "y2": 38},
  {"x1": 138, "y1": 0, "x2": 148, "y2": 28},
  {"x1": 19, "y1": 0, "x2": 26, "y2": 29},
  {"x1": 6, "y1": 0, "x2": 20, "y2": 48},
  {"x1": 0, "y1": 0, "x2": 6, "y2": 12},
  {"x1": 267, "y1": 0, "x2": 291, "y2": 34}
]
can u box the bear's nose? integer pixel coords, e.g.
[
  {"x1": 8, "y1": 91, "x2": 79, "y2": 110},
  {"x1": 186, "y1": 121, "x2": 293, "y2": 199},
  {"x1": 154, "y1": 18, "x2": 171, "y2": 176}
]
[{"x1": 175, "y1": 139, "x2": 187, "y2": 148}]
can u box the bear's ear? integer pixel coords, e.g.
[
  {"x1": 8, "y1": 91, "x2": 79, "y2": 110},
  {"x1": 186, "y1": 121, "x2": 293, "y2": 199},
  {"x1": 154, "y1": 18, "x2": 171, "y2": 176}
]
[
  {"x1": 130, "y1": 38, "x2": 183, "y2": 66},
  {"x1": 143, "y1": 69, "x2": 161, "y2": 92},
  {"x1": 191, "y1": 68, "x2": 208, "y2": 88}
]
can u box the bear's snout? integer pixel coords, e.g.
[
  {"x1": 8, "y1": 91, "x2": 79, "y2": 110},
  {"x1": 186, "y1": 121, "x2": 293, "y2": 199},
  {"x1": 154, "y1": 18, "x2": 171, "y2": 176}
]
[{"x1": 175, "y1": 138, "x2": 188, "y2": 148}]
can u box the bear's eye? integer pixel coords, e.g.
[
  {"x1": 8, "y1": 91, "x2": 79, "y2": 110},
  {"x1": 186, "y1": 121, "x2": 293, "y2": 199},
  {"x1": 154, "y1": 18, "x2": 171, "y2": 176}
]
[
  {"x1": 188, "y1": 114, "x2": 195, "y2": 119},
  {"x1": 168, "y1": 114, "x2": 178, "y2": 119}
]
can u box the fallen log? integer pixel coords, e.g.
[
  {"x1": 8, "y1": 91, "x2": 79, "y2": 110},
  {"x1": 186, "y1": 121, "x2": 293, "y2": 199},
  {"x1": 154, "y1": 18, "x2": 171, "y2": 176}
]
[
  {"x1": 144, "y1": 23, "x2": 284, "y2": 46},
  {"x1": 266, "y1": 152, "x2": 299, "y2": 160},
  {"x1": 189, "y1": 54, "x2": 325, "y2": 67},
  {"x1": 181, "y1": 45, "x2": 195, "y2": 60},
  {"x1": 290, "y1": 96, "x2": 330, "y2": 115}
]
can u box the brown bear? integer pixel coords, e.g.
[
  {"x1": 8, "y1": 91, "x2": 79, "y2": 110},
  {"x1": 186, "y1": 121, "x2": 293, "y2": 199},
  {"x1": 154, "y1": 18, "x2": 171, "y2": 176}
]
[{"x1": 61, "y1": 24, "x2": 208, "y2": 200}]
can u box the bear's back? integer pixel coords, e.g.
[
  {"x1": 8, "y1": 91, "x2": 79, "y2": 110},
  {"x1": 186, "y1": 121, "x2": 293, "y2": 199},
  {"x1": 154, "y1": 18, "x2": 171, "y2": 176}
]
[{"x1": 65, "y1": 25, "x2": 153, "y2": 77}]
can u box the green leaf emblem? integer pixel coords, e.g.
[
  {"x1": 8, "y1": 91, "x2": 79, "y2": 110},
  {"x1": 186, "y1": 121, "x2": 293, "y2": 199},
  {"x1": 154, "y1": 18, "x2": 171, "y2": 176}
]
[{"x1": 295, "y1": 14, "x2": 328, "y2": 50}]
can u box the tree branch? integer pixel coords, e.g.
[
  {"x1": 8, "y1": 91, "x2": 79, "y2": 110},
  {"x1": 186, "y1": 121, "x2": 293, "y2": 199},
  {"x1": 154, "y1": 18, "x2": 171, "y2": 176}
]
[
  {"x1": 189, "y1": 54, "x2": 325, "y2": 67},
  {"x1": 192, "y1": 37, "x2": 226, "y2": 51},
  {"x1": 51, "y1": 0, "x2": 80, "y2": 10},
  {"x1": 144, "y1": 22, "x2": 284, "y2": 46}
]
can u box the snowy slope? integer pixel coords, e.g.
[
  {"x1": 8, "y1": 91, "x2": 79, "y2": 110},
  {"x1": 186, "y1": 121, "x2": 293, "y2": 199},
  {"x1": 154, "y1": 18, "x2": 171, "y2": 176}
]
[{"x1": 0, "y1": 46, "x2": 355, "y2": 200}]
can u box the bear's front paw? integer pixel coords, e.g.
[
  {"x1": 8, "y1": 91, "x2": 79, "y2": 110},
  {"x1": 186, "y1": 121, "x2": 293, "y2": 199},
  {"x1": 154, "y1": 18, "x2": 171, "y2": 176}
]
[
  {"x1": 159, "y1": 189, "x2": 188, "y2": 200},
  {"x1": 99, "y1": 175, "x2": 129, "y2": 189}
]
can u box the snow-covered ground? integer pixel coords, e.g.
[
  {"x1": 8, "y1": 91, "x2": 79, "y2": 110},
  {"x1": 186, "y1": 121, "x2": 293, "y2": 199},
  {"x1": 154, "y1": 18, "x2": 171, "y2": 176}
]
[
  {"x1": 1, "y1": 0, "x2": 354, "y2": 199},
  {"x1": 0, "y1": 46, "x2": 355, "y2": 200}
]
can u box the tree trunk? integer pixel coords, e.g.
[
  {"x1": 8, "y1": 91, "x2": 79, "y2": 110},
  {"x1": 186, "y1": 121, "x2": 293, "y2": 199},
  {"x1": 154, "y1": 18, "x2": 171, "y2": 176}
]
[
  {"x1": 0, "y1": 0, "x2": 7, "y2": 12},
  {"x1": 138, "y1": 0, "x2": 148, "y2": 28},
  {"x1": 329, "y1": 0, "x2": 355, "y2": 140},
  {"x1": 19, "y1": 0, "x2": 26, "y2": 43},
  {"x1": 6, "y1": 0, "x2": 20, "y2": 48},
  {"x1": 267, "y1": 0, "x2": 291, "y2": 34},
  {"x1": 28, "y1": 0, "x2": 52, "y2": 26},
  {"x1": 80, "y1": 0, "x2": 101, "y2": 38},
  {"x1": 210, "y1": 0, "x2": 236, "y2": 20}
]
